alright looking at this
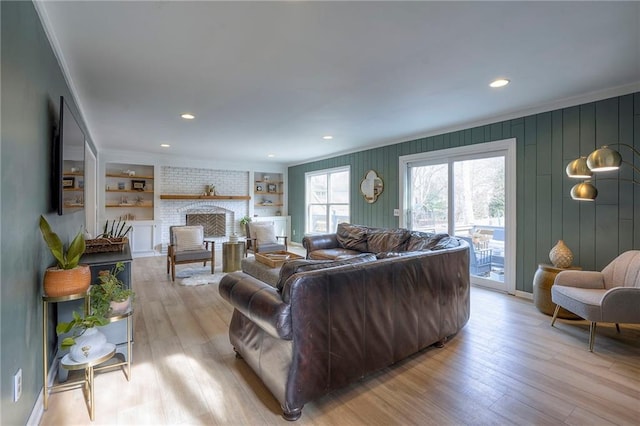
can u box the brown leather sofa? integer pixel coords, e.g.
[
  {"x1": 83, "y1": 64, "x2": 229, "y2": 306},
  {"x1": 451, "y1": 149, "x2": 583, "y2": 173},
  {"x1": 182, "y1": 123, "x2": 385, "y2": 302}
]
[{"x1": 219, "y1": 225, "x2": 470, "y2": 421}]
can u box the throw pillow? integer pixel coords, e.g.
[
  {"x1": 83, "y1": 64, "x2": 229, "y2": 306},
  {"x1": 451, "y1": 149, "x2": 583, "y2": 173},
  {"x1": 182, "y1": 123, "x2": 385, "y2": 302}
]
[
  {"x1": 366, "y1": 228, "x2": 410, "y2": 253},
  {"x1": 173, "y1": 226, "x2": 205, "y2": 251},
  {"x1": 336, "y1": 223, "x2": 368, "y2": 252},
  {"x1": 249, "y1": 222, "x2": 278, "y2": 245},
  {"x1": 405, "y1": 232, "x2": 449, "y2": 251},
  {"x1": 276, "y1": 253, "x2": 377, "y2": 292}
]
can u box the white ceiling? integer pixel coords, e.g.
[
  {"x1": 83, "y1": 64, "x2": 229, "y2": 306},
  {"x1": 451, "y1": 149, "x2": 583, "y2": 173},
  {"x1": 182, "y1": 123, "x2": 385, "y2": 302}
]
[{"x1": 36, "y1": 1, "x2": 640, "y2": 166}]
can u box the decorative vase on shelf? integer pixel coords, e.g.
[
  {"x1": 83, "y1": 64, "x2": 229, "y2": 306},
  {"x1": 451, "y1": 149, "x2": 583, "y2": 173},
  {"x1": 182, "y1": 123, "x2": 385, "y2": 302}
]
[
  {"x1": 549, "y1": 240, "x2": 573, "y2": 269},
  {"x1": 69, "y1": 327, "x2": 107, "y2": 362}
]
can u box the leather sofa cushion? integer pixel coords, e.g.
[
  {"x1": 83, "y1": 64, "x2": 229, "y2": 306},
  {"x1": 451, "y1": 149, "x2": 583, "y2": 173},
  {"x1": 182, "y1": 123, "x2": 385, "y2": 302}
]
[
  {"x1": 366, "y1": 228, "x2": 410, "y2": 253},
  {"x1": 433, "y1": 236, "x2": 461, "y2": 249},
  {"x1": 309, "y1": 248, "x2": 362, "y2": 260},
  {"x1": 405, "y1": 231, "x2": 449, "y2": 251},
  {"x1": 276, "y1": 253, "x2": 377, "y2": 292},
  {"x1": 336, "y1": 223, "x2": 369, "y2": 252}
]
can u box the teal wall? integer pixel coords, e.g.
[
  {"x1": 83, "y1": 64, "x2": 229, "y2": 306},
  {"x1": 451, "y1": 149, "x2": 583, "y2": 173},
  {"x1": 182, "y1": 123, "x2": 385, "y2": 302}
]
[
  {"x1": 289, "y1": 93, "x2": 640, "y2": 293},
  {"x1": 1, "y1": 2, "x2": 95, "y2": 424}
]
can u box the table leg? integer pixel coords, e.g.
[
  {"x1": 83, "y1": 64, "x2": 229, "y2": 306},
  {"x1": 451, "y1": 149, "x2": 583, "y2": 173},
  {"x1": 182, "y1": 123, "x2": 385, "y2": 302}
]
[
  {"x1": 88, "y1": 366, "x2": 95, "y2": 421},
  {"x1": 126, "y1": 315, "x2": 131, "y2": 381},
  {"x1": 43, "y1": 300, "x2": 48, "y2": 410}
]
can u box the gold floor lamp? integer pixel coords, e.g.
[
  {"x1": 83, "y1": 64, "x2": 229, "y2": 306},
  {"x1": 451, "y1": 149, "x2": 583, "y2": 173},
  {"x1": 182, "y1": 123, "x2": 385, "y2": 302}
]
[{"x1": 565, "y1": 144, "x2": 640, "y2": 200}]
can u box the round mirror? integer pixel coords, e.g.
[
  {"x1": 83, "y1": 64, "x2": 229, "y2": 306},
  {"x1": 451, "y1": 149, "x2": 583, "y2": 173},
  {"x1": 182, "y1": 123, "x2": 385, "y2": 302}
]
[{"x1": 360, "y1": 170, "x2": 384, "y2": 203}]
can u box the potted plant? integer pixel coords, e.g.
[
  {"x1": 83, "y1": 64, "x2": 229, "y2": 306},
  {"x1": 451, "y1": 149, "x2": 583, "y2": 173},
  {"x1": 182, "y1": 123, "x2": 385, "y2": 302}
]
[
  {"x1": 39, "y1": 215, "x2": 91, "y2": 297},
  {"x1": 239, "y1": 216, "x2": 252, "y2": 236},
  {"x1": 90, "y1": 261, "x2": 135, "y2": 316},
  {"x1": 56, "y1": 311, "x2": 109, "y2": 361}
]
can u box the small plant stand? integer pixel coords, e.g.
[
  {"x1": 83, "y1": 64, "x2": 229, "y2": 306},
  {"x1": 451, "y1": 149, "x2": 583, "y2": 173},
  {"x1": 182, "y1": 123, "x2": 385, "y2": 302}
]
[
  {"x1": 42, "y1": 290, "x2": 89, "y2": 411},
  {"x1": 60, "y1": 344, "x2": 116, "y2": 421}
]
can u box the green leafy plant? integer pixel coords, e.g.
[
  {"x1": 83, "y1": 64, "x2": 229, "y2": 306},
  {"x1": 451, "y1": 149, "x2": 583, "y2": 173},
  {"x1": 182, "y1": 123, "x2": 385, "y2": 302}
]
[
  {"x1": 90, "y1": 261, "x2": 135, "y2": 316},
  {"x1": 39, "y1": 215, "x2": 85, "y2": 269},
  {"x1": 56, "y1": 311, "x2": 108, "y2": 350},
  {"x1": 239, "y1": 216, "x2": 252, "y2": 226}
]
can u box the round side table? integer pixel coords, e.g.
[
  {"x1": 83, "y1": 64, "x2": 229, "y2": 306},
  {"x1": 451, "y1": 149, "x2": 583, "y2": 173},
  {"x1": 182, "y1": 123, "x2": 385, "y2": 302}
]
[
  {"x1": 532, "y1": 263, "x2": 581, "y2": 319},
  {"x1": 223, "y1": 241, "x2": 245, "y2": 272}
]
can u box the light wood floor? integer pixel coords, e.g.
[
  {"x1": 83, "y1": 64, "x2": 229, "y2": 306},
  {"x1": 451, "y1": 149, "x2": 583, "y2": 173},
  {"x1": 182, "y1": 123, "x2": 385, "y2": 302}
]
[{"x1": 40, "y1": 254, "x2": 640, "y2": 425}]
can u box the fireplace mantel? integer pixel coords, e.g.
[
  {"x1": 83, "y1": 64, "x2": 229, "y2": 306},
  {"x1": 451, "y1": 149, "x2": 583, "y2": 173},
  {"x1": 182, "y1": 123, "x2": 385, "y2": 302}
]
[{"x1": 160, "y1": 194, "x2": 251, "y2": 200}]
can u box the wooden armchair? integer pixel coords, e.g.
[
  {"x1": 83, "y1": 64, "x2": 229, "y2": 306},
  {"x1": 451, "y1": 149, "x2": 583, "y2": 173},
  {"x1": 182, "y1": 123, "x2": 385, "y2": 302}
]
[
  {"x1": 245, "y1": 221, "x2": 288, "y2": 256},
  {"x1": 167, "y1": 225, "x2": 215, "y2": 281}
]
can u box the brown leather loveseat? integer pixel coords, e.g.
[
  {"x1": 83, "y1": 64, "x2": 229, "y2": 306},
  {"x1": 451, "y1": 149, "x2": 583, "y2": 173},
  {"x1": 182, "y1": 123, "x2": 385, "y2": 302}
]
[{"x1": 219, "y1": 224, "x2": 470, "y2": 421}]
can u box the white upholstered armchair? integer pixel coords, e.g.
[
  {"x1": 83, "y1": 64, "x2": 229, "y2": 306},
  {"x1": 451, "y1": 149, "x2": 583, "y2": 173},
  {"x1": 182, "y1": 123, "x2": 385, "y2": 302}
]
[{"x1": 551, "y1": 250, "x2": 640, "y2": 351}]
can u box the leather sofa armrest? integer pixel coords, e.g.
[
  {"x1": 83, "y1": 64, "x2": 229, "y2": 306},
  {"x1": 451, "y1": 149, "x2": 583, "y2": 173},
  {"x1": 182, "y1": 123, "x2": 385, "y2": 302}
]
[
  {"x1": 302, "y1": 234, "x2": 339, "y2": 257},
  {"x1": 219, "y1": 272, "x2": 292, "y2": 340},
  {"x1": 554, "y1": 270, "x2": 605, "y2": 289}
]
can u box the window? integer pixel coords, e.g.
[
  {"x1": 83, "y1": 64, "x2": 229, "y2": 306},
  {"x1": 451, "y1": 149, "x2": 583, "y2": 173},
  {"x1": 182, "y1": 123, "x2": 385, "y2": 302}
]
[
  {"x1": 400, "y1": 138, "x2": 516, "y2": 294},
  {"x1": 305, "y1": 166, "x2": 350, "y2": 234}
]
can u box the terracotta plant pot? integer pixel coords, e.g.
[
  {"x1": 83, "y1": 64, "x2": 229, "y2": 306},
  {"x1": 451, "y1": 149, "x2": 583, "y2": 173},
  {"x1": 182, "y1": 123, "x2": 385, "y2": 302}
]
[{"x1": 43, "y1": 265, "x2": 91, "y2": 297}]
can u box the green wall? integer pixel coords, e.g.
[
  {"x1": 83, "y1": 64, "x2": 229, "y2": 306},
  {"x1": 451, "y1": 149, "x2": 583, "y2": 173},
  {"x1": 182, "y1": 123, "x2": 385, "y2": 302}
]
[
  {"x1": 1, "y1": 2, "x2": 95, "y2": 423},
  {"x1": 289, "y1": 93, "x2": 640, "y2": 293}
]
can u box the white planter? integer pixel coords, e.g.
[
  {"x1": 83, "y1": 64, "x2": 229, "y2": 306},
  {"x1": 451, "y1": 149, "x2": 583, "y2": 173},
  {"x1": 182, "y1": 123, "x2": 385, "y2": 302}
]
[
  {"x1": 109, "y1": 297, "x2": 131, "y2": 315},
  {"x1": 70, "y1": 327, "x2": 108, "y2": 362}
]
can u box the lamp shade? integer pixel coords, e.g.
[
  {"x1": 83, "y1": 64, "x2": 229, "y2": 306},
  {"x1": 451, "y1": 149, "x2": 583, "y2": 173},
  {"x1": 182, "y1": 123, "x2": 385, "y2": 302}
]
[
  {"x1": 565, "y1": 157, "x2": 592, "y2": 178},
  {"x1": 586, "y1": 146, "x2": 622, "y2": 172},
  {"x1": 570, "y1": 182, "x2": 597, "y2": 201}
]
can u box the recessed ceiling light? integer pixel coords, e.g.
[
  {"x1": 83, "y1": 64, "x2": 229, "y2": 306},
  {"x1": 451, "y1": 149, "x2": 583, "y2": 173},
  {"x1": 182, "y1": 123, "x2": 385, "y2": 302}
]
[
  {"x1": 267, "y1": 154, "x2": 275, "y2": 158},
  {"x1": 322, "y1": 135, "x2": 333, "y2": 140},
  {"x1": 160, "y1": 144, "x2": 170, "y2": 148},
  {"x1": 181, "y1": 113, "x2": 195, "y2": 120},
  {"x1": 489, "y1": 78, "x2": 510, "y2": 88}
]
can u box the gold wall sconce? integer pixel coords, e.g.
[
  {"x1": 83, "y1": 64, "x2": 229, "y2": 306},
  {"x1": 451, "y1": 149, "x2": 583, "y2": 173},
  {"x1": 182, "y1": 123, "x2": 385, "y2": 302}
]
[{"x1": 566, "y1": 144, "x2": 640, "y2": 201}]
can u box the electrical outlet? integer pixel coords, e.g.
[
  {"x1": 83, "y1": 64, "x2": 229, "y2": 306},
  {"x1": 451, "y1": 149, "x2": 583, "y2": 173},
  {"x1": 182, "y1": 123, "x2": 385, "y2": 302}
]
[
  {"x1": 292, "y1": 229, "x2": 296, "y2": 236},
  {"x1": 13, "y1": 368, "x2": 22, "y2": 402},
  {"x1": 393, "y1": 209, "x2": 400, "y2": 217}
]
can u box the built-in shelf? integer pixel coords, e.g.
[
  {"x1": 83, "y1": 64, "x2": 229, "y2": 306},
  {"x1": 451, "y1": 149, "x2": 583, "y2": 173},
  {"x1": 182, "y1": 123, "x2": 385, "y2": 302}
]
[
  {"x1": 106, "y1": 204, "x2": 154, "y2": 208},
  {"x1": 106, "y1": 173, "x2": 154, "y2": 179},
  {"x1": 105, "y1": 163, "x2": 154, "y2": 221},
  {"x1": 254, "y1": 172, "x2": 284, "y2": 215},
  {"x1": 106, "y1": 190, "x2": 154, "y2": 194},
  {"x1": 160, "y1": 194, "x2": 251, "y2": 200}
]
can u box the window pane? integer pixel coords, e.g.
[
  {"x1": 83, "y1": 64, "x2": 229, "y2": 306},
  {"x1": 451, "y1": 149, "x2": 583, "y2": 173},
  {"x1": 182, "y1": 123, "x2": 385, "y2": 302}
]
[
  {"x1": 308, "y1": 205, "x2": 328, "y2": 233},
  {"x1": 309, "y1": 174, "x2": 327, "y2": 203},
  {"x1": 410, "y1": 164, "x2": 448, "y2": 233},
  {"x1": 453, "y1": 157, "x2": 505, "y2": 281},
  {"x1": 329, "y1": 204, "x2": 349, "y2": 232},
  {"x1": 329, "y1": 171, "x2": 349, "y2": 203}
]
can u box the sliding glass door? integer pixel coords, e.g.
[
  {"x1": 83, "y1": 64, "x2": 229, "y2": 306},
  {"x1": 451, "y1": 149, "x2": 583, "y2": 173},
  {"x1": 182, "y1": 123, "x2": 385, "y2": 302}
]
[{"x1": 401, "y1": 139, "x2": 516, "y2": 293}]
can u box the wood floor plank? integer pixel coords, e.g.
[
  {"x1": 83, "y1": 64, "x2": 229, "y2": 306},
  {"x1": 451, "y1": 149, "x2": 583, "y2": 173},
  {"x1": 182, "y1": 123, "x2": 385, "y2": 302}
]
[{"x1": 39, "y1": 254, "x2": 640, "y2": 425}]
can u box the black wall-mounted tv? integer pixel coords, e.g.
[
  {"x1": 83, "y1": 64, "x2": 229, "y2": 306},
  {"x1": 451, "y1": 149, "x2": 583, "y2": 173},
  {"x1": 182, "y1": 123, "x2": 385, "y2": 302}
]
[{"x1": 53, "y1": 96, "x2": 85, "y2": 215}]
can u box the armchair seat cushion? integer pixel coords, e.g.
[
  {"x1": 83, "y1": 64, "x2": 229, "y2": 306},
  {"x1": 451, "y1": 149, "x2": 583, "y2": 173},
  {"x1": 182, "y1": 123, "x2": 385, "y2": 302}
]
[
  {"x1": 551, "y1": 286, "x2": 607, "y2": 320},
  {"x1": 254, "y1": 242, "x2": 286, "y2": 253},
  {"x1": 174, "y1": 249, "x2": 213, "y2": 262}
]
